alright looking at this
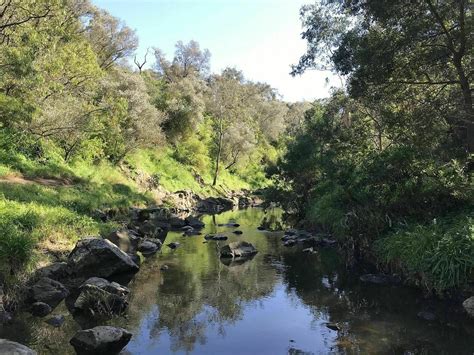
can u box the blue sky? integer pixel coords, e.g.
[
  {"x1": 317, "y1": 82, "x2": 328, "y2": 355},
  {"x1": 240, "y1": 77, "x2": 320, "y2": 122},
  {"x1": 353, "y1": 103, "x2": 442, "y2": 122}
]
[{"x1": 93, "y1": 0, "x2": 339, "y2": 102}]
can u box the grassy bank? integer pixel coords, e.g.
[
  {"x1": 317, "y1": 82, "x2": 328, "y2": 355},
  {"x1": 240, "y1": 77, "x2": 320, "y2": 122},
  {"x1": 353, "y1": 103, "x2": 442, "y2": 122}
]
[{"x1": 0, "y1": 143, "x2": 257, "y2": 282}]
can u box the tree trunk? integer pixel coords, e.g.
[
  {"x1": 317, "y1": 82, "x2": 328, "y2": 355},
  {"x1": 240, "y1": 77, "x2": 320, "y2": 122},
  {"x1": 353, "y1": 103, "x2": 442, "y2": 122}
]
[{"x1": 212, "y1": 125, "x2": 223, "y2": 186}]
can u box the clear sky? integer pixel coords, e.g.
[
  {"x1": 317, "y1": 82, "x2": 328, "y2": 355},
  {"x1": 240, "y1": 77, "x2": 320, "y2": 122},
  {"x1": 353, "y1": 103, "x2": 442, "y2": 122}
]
[{"x1": 92, "y1": 0, "x2": 339, "y2": 102}]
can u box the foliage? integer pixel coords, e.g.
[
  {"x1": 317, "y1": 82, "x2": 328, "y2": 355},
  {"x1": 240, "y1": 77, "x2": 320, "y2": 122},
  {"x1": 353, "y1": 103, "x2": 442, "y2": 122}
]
[
  {"x1": 271, "y1": 0, "x2": 474, "y2": 291},
  {"x1": 375, "y1": 213, "x2": 474, "y2": 292}
]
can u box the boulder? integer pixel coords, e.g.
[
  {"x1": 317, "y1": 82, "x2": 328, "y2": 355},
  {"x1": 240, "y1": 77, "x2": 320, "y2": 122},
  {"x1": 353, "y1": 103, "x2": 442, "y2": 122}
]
[
  {"x1": 103, "y1": 230, "x2": 138, "y2": 253},
  {"x1": 185, "y1": 216, "x2": 205, "y2": 229},
  {"x1": 30, "y1": 302, "x2": 52, "y2": 317},
  {"x1": 462, "y1": 296, "x2": 474, "y2": 318},
  {"x1": 28, "y1": 277, "x2": 69, "y2": 309},
  {"x1": 359, "y1": 274, "x2": 401, "y2": 285},
  {"x1": 137, "y1": 240, "x2": 160, "y2": 256},
  {"x1": 67, "y1": 238, "x2": 139, "y2": 279},
  {"x1": 169, "y1": 216, "x2": 186, "y2": 230},
  {"x1": 70, "y1": 326, "x2": 132, "y2": 355},
  {"x1": 232, "y1": 230, "x2": 243, "y2": 235},
  {"x1": 74, "y1": 278, "x2": 129, "y2": 316},
  {"x1": 220, "y1": 241, "x2": 258, "y2": 258},
  {"x1": 0, "y1": 340, "x2": 36, "y2": 355}
]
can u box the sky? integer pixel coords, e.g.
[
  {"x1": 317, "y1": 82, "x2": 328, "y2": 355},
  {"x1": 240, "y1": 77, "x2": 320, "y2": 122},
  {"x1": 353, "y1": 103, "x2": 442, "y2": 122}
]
[{"x1": 92, "y1": 0, "x2": 340, "y2": 102}]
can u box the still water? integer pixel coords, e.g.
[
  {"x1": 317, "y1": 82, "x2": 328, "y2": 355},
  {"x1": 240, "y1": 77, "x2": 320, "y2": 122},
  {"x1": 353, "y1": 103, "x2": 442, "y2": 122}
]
[{"x1": 2, "y1": 208, "x2": 474, "y2": 354}]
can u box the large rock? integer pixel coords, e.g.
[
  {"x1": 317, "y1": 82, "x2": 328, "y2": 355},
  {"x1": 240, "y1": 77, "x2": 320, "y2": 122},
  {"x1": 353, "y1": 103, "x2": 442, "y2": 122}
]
[
  {"x1": 103, "y1": 230, "x2": 138, "y2": 253},
  {"x1": 28, "y1": 277, "x2": 69, "y2": 309},
  {"x1": 70, "y1": 326, "x2": 132, "y2": 355},
  {"x1": 463, "y1": 296, "x2": 474, "y2": 318},
  {"x1": 0, "y1": 340, "x2": 36, "y2": 355},
  {"x1": 68, "y1": 238, "x2": 139, "y2": 279},
  {"x1": 74, "y1": 277, "x2": 129, "y2": 316},
  {"x1": 220, "y1": 241, "x2": 258, "y2": 258}
]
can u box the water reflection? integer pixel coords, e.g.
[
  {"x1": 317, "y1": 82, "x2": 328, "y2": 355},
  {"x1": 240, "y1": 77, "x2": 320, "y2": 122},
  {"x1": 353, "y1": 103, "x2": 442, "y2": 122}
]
[{"x1": 1, "y1": 208, "x2": 473, "y2": 354}]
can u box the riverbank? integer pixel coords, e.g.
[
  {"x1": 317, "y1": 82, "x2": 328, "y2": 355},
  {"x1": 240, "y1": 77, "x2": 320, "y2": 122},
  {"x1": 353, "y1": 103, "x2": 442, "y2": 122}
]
[{"x1": 0, "y1": 147, "x2": 265, "y2": 313}]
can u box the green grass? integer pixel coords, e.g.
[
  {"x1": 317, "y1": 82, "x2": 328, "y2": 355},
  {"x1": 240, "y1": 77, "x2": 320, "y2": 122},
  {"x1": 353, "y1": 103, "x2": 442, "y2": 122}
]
[
  {"x1": 0, "y1": 145, "x2": 258, "y2": 282},
  {"x1": 375, "y1": 211, "x2": 474, "y2": 292}
]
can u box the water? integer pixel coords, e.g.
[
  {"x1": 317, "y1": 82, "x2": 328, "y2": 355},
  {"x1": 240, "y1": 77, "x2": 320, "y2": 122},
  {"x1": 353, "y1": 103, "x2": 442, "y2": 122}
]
[{"x1": 2, "y1": 208, "x2": 474, "y2": 354}]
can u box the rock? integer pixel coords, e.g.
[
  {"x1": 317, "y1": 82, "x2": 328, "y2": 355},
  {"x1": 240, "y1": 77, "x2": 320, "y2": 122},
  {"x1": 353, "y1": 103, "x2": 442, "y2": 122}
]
[
  {"x1": 182, "y1": 229, "x2": 202, "y2": 236},
  {"x1": 160, "y1": 265, "x2": 169, "y2": 271},
  {"x1": 462, "y1": 296, "x2": 474, "y2": 318},
  {"x1": 133, "y1": 220, "x2": 169, "y2": 241},
  {"x1": 325, "y1": 322, "x2": 341, "y2": 331},
  {"x1": 257, "y1": 226, "x2": 265, "y2": 231},
  {"x1": 197, "y1": 197, "x2": 234, "y2": 213},
  {"x1": 0, "y1": 340, "x2": 36, "y2": 355},
  {"x1": 45, "y1": 315, "x2": 66, "y2": 328},
  {"x1": 74, "y1": 278, "x2": 129, "y2": 316},
  {"x1": 181, "y1": 225, "x2": 194, "y2": 231},
  {"x1": 103, "y1": 229, "x2": 138, "y2": 253},
  {"x1": 204, "y1": 234, "x2": 215, "y2": 240},
  {"x1": 281, "y1": 235, "x2": 296, "y2": 242},
  {"x1": 29, "y1": 277, "x2": 69, "y2": 309},
  {"x1": 185, "y1": 216, "x2": 205, "y2": 229},
  {"x1": 359, "y1": 274, "x2": 401, "y2": 285},
  {"x1": 417, "y1": 311, "x2": 437, "y2": 321},
  {"x1": 70, "y1": 326, "x2": 132, "y2": 355},
  {"x1": 302, "y1": 247, "x2": 314, "y2": 253},
  {"x1": 137, "y1": 240, "x2": 160, "y2": 256},
  {"x1": 169, "y1": 216, "x2": 186, "y2": 230},
  {"x1": 220, "y1": 241, "x2": 258, "y2": 258},
  {"x1": 30, "y1": 302, "x2": 52, "y2": 317},
  {"x1": 35, "y1": 262, "x2": 70, "y2": 280},
  {"x1": 283, "y1": 240, "x2": 296, "y2": 247},
  {"x1": 210, "y1": 234, "x2": 228, "y2": 241},
  {"x1": 67, "y1": 238, "x2": 139, "y2": 279},
  {"x1": 233, "y1": 230, "x2": 243, "y2": 235},
  {"x1": 167, "y1": 242, "x2": 180, "y2": 249}
]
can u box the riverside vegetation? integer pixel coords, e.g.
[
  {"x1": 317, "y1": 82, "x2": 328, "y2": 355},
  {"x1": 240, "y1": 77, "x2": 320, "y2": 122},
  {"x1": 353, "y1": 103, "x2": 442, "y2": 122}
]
[{"x1": 0, "y1": 0, "x2": 473, "y2": 352}]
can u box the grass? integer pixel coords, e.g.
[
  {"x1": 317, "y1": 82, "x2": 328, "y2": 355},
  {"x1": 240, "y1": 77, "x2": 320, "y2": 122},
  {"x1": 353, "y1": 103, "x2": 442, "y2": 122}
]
[
  {"x1": 0, "y1": 144, "x2": 257, "y2": 284},
  {"x1": 375, "y1": 211, "x2": 474, "y2": 293}
]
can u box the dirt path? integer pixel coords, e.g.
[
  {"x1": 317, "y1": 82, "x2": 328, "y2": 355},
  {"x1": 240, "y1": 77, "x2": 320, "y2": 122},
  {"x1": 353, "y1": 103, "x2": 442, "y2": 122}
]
[{"x1": 0, "y1": 174, "x2": 75, "y2": 187}]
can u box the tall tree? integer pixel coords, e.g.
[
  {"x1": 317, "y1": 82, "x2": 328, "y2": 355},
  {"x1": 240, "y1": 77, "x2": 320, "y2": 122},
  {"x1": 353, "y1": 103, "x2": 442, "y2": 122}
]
[{"x1": 293, "y1": 0, "x2": 473, "y2": 152}]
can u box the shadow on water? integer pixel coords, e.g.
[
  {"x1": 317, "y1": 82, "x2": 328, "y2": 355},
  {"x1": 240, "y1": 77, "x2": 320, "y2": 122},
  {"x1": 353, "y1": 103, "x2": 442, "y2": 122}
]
[{"x1": 1, "y1": 207, "x2": 473, "y2": 354}]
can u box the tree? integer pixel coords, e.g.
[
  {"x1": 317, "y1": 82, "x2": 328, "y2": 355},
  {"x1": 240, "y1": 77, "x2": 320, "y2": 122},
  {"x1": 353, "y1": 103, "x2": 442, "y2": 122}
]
[
  {"x1": 97, "y1": 68, "x2": 167, "y2": 163},
  {"x1": 293, "y1": 0, "x2": 473, "y2": 152},
  {"x1": 150, "y1": 42, "x2": 210, "y2": 141},
  {"x1": 84, "y1": 7, "x2": 138, "y2": 70}
]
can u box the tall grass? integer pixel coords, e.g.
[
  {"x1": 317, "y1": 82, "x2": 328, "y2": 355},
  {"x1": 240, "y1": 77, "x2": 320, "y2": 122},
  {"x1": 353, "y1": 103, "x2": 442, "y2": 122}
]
[{"x1": 375, "y1": 212, "x2": 474, "y2": 292}]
